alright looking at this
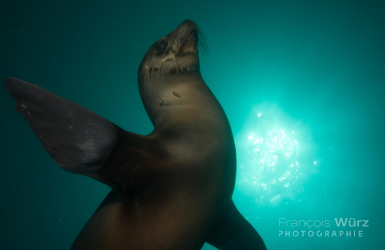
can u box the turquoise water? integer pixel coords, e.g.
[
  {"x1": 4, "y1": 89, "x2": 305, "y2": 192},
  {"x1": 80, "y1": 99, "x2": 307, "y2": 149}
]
[{"x1": 1, "y1": 0, "x2": 384, "y2": 249}]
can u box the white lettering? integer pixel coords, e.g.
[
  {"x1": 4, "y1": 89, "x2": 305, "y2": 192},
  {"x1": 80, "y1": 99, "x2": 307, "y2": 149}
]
[{"x1": 335, "y1": 218, "x2": 348, "y2": 227}]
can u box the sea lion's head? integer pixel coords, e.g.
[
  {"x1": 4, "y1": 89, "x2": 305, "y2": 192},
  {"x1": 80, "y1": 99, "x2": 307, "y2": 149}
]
[
  {"x1": 138, "y1": 20, "x2": 206, "y2": 84},
  {"x1": 137, "y1": 20, "x2": 208, "y2": 126}
]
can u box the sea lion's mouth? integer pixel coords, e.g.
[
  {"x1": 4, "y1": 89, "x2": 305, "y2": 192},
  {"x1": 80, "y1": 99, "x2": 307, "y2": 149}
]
[{"x1": 178, "y1": 30, "x2": 198, "y2": 56}]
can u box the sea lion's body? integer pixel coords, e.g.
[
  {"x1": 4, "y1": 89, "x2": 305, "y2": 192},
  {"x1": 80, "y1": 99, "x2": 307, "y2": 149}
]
[
  {"x1": 72, "y1": 74, "x2": 236, "y2": 250},
  {"x1": 5, "y1": 20, "x2": 266, "y2": 249}
]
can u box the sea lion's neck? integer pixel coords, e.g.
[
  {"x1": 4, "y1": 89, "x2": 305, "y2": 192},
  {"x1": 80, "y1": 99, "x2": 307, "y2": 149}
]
[{"x1": 139, "y1": 72, "x2": 216, "y2": 127}]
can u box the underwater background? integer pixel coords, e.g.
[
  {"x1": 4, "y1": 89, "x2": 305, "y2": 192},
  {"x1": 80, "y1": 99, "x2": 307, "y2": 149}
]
[{"x1": 1, "y1": 0, "x2": 384, "y2": 249}]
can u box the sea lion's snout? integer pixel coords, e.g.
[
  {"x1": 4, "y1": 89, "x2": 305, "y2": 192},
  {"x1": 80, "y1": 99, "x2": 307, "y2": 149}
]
[
  {"x1": 174, "y1": 20, "x2": 198, "y2": 55},
  {"x1": 176, "y1": 20, "x2": 197, "y2": 38},
  {"x1": 174, "y1": 20, "x2": 198, "y2": 50}
]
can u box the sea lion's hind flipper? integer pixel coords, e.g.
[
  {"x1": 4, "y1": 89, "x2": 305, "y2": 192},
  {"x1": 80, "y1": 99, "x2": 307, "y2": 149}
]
[
  {"x1": 205, "y1": 201, "x2": 267, "y2": 250},
  {"x1": 4, "y1": 77, "x2": 119, "y2": 176}
]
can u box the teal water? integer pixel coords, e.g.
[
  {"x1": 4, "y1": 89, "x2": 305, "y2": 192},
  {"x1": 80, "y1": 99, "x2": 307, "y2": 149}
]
[{"x1": 1, "y1": 0, "x2": 384, "y2": 249}]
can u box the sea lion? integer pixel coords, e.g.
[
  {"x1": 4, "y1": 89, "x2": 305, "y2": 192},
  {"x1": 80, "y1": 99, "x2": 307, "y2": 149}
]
[{"x1": 5, "y1": 20, "x2": 267, "y2": 250}]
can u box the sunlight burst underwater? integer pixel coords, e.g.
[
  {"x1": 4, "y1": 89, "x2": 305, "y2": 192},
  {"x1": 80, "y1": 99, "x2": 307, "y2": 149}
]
[{"x1": 236, "y1": 103, "x2": 318, "y2": 205}]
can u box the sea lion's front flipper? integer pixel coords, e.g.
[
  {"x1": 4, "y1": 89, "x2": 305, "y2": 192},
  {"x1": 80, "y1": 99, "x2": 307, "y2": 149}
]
[
  {"x1": 206, "y1": 201, "x2": 267, "y2": 250},
  {"x1": 5, "y1": 77, "x2": 159, "y2": 189}
]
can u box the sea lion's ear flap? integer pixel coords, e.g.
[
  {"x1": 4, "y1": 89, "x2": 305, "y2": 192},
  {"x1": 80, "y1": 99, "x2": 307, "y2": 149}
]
[{"x1": 4, "y1": 77, "x2": 119, "y2": 175}]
